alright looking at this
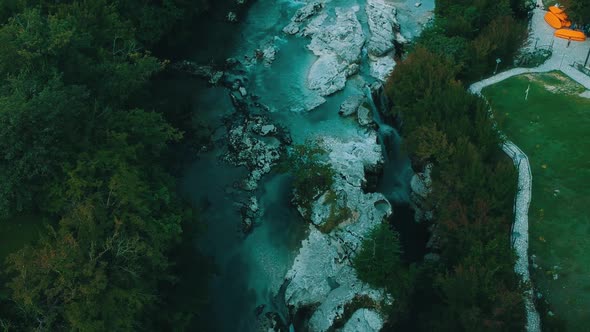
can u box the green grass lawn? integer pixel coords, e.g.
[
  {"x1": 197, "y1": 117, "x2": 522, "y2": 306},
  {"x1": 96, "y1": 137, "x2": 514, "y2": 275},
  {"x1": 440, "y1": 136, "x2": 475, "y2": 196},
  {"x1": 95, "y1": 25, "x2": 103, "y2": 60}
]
[{"x1": 483, "y1": 72, "x2": 590, "y2": 330}]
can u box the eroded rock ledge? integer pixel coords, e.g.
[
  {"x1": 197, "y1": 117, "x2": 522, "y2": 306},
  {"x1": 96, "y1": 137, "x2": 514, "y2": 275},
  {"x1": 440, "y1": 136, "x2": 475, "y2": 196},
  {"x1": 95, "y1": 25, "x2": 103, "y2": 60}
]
[
  {"x1": 284, "y1": 132, "x2": 392, "y2": 331},
  {"x1": 283, "y1": 0, "x2": 404, "y2": 99}
]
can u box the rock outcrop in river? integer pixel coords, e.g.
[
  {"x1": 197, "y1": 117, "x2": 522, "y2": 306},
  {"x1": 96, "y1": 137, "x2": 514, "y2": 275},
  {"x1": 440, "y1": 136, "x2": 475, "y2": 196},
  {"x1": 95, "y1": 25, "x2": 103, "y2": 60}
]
[
  {"x1": 283, "y1": 0, "x2": 404, "y2": 99},
  {"x1": 307, "y1": 7, "x2": 365, "y2": 96},
  {"x1": 284, "y1": 133, "x2": 392, "y2": 331},
  {"x1": 274, "y1": 0, "x2": 436, "y2": 329}
]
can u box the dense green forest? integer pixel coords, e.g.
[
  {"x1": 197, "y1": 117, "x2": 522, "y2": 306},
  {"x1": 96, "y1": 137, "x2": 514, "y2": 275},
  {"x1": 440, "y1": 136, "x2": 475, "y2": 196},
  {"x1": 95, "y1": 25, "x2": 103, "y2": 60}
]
[
  {"x1": 354, "y1": 0, "x2": 532, "y2": 330},
  {"x1": 563, "y1": 0, "x2": 590, "y2": 25},
  {"x1": 0, "y1": 1, "x2": 230, "y2": 330}
]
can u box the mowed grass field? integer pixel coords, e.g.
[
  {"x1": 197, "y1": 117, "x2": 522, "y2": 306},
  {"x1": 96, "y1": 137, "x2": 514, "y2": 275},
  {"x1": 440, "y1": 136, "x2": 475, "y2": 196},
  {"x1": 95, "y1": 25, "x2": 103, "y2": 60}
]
[{"x1": 483, "y1": 72, "x2": 590, "y2": 330}]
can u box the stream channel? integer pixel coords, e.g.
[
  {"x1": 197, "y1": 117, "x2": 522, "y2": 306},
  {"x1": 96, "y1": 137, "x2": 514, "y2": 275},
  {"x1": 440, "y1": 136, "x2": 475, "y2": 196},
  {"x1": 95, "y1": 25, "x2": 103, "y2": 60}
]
[{"x1": 175, "y1": 0, "x2": 434, "y2": 330}]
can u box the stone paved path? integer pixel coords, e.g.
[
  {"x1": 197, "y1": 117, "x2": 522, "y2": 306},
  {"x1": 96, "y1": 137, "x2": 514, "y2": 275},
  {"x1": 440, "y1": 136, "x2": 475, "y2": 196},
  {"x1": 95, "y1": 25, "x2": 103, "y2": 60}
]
[{"x1": 468, "y1": 7, "x2": 590, "y2": 332}]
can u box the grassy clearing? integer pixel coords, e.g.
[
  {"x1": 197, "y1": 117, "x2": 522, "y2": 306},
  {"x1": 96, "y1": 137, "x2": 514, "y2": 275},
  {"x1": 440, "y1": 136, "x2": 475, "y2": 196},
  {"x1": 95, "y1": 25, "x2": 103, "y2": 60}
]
[{"x1": 483, "y1": 71, "x2": 590, "y2": 330}]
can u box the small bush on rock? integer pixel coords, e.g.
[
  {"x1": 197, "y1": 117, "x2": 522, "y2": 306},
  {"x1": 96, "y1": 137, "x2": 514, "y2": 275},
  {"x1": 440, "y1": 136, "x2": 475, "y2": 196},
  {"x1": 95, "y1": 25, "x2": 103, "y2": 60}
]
[{"x1": 287, "y1": 142, "x2": 335, "y2": 211}]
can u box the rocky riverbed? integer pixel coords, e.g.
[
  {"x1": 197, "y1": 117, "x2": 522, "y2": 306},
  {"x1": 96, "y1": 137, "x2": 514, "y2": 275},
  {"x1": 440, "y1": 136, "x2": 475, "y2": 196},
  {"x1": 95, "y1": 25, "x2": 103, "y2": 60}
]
[{"x1": 178, "y1": 0, "x2": 434, "y2": 330}]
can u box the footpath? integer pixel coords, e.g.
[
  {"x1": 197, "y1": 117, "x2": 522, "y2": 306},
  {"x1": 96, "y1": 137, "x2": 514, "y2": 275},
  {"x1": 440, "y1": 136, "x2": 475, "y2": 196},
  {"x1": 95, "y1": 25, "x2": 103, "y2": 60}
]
[{"x1": 468, "y1": 6, "x2": 590, "y2": 332}]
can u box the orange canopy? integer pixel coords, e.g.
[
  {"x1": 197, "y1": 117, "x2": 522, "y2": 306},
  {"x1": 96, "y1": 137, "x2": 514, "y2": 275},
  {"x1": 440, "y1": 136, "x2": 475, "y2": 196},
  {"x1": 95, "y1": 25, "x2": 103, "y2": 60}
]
[
  {"x1": 555, "y1": 12, "x2": 569, "y2": 21},
  {"x1": 545, "y1": 12, "x2": 563, "y2": 29},
  {"x1": 554, "y1": 29, "x2": 587, "y2": 41}
]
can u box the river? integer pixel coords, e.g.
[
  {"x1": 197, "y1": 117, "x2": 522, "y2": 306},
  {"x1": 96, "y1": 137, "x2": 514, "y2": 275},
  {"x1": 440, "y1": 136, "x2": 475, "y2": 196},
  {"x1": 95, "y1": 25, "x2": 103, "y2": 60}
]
[{"x1": 178, "y1": 0, "x2": 433, "y2": 330}]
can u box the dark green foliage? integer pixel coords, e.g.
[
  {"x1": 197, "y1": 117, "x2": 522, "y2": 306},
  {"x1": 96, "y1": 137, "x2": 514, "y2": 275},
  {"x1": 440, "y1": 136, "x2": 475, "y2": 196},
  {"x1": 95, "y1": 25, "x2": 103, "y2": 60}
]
[
  {"x1": 0, "y1": 1, "x2": 215, "y2": 330},
  {"x1": 510, "y1": 0, "x2": 534, "y2": 19},
  {"x1": 380, "y1": 0, "x2": 529, "y2": 330},
  {"x1": 563, "y1": 0, "x2": 590, "y2": 25},
  {"x1": 0, "y1": 76, "x2": 89, "y2": 215},
  {"x1": 516, "y1": 48, "x2": 552, "y2": 68},
  {"x1": 465, "y1": 15, "x2": 528, "y2": 81},
  {"x1": 353, "y1": 223, "x2": 416, "y2": 323},
  {"x1": 354, "y1": 223, "x2": 404, "y2": 291},
  {"x1": 287, "y1": 142, "x2": 335, "y2": 211},
  {"x1": 413, "y1": 2, "x2": 528, "y2": 83}
]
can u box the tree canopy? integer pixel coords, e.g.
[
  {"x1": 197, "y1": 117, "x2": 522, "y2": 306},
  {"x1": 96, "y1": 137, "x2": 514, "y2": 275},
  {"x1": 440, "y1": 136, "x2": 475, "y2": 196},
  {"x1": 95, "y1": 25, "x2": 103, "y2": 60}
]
[
  {"x1": 0, "y1": 1, "x2": 221, "y2": 330},
  {"x1": 373, "y1": 0, "x2": 530, "y2": 330},
  {"x1": 563, "y1": 0, "x2": 590, "y2": 25}
]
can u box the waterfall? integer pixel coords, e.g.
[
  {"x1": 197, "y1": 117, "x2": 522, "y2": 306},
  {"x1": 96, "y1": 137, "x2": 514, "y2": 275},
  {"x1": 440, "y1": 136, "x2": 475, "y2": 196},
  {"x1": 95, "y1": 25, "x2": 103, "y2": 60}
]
[
  {"x1": 364, "y1": 86, "x2": 413, "y2": 204},
  {"x1": 365, "y1": 86, "x2": 395, "y2": 159}
]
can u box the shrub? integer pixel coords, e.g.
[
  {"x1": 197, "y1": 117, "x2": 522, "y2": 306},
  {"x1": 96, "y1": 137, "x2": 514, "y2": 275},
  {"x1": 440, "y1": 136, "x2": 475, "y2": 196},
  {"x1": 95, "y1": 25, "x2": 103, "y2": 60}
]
[{"x1": 287, "y1": 142, "x2": 335, "y2": 211}]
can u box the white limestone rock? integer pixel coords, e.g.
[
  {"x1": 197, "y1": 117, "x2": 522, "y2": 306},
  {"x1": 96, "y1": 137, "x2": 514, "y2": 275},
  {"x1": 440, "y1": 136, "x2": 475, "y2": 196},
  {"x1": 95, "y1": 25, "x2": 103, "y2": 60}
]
[
  {"x1": 224, "y1": 118, "x2": 282, "y2": 191},
  {"x1": 262, "y1": 45, "x2": 277, "y2": 66},
  {"x1": 410, "y1": 163, "x2": 432, "y2": 199},
  {"x1": 285, "y1": 133, "x2": 391, "y2": 331},
  {"x1": 308, "y1": 54, "x2": 349, "y2": 96},
  {"x1": 308, "y1": 8, "x2": 365, "y2": 63},
  {"x1": 308, "y1": 191, "x2": 340, "y2": 227},
  {"x1": 301, "y1": 13, "x2": 328, "y2": 37},
  {"x1": 283, "y1": 1, "x2": 325, "y2": 35},
  {"x1": 369, "y1": 54, "x2": 396, "y2": 82},
  {"x1": 357, "y1": 105, "x2": 373, "y2": 127},
  {"x1": 306, "y1": 8, "x2": 365, "y2": 95},
  {"x1": 341, "y1": 309, "x2": 384, "y2": 332},
  {"x1": 303, "y1": 94, "x2": 327, "y2": 112},
  {"x1": 410, "y1": 163, "x2": 433, "y2": 222},
  {"x1": 366, "y1": 0, "x2": 399, "y2": 57},
  {"x1": 322, "y1": 134, "x2": 384, "y2": 189},
  {"x1": 292, "y1": 1, "x2": 324, "y2": 22},
  {"x1": 339, "y1": 95, "x2": 365, "y2": 117},
  {"x1": 283, "y1": 22, "x2": 300, "y2": 35},
  {"x1": 259, "y1": 124, "x2": 276, "y2": 136}
]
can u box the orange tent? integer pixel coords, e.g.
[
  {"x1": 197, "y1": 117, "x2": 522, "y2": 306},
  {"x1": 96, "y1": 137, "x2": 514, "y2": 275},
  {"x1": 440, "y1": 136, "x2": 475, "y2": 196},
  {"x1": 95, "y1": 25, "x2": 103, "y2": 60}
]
[
  {"x1": 549, "y1": 6, "x2": 565, "y2": 14},
  {"x1": 545, "y1": 12, "x2": 563, "y2": 28},
  {"x1": 554, "y1": 29, "x2": 587, "y2": 41},
  {"x1": 555, "y1": 12, "x2": 568, "y2": 21}
]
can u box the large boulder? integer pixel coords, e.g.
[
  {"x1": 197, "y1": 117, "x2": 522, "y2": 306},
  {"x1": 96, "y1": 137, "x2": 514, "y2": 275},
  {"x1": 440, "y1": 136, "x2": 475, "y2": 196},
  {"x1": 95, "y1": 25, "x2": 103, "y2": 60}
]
[
  {"x1": 364, "y1": 0, "x2": 400, "y2": 82},
  {"x1": 366, "y1": 0, "x2": 399, "y2": 57},
  {"x1": 307, "y1": 8, "x2": 365, "y2": 63},
  {"x1": 369, "y1": 54, "x2": 396, "y2": 82},
  {"x1": 357, "y1": 105, "x2": 373, "y2": 127},
  {"x1": 224, "y1": 115, "x2": 283, "y2": 191},
  {"x1": 307, "y1": 8, "x2": 365, "y2": 96},
  {"x1": 339, "y1": 95, "x2": 365, "y2": 117},
  {"x1": 308, "y1": 54, "x2": 349, "y2": 96},
  {"x1": 341, "y1": 309, "x2": 384, "y2": 332},
  {"x1": 409, "y1": 163, "x2": 433, "y2": 222},
  {"x1": 283, "y1": 1, "x2": 325, "y2": 35}
]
